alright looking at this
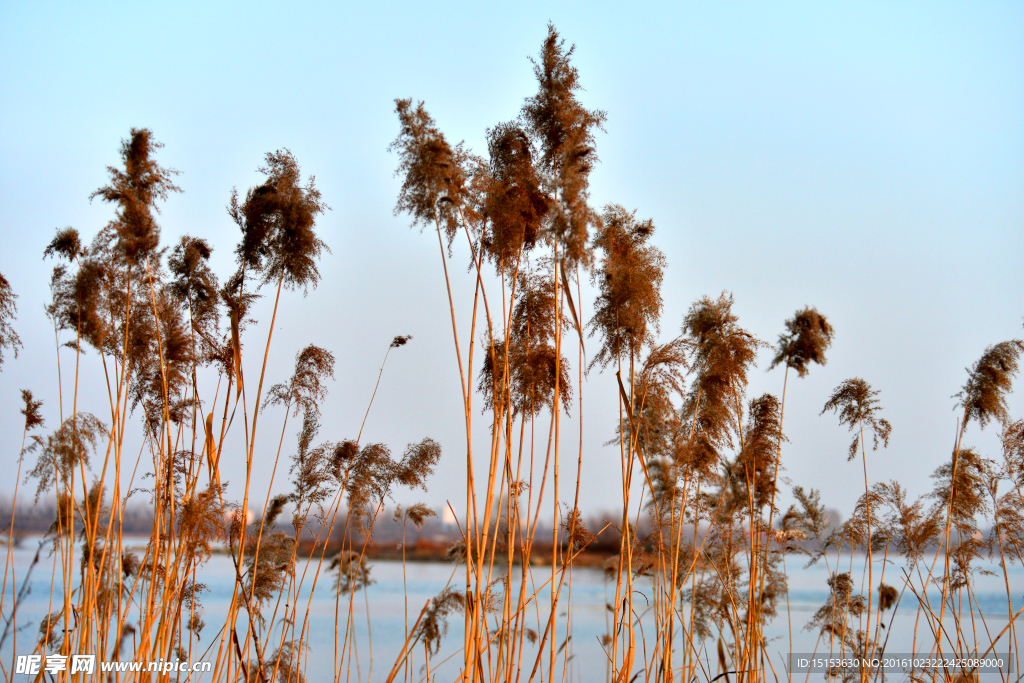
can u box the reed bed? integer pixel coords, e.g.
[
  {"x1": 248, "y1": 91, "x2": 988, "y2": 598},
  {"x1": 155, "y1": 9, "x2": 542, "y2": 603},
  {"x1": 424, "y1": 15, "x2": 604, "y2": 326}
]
[{"x1": 1, "y1": 23, "x2": 1023, "y2": 683}]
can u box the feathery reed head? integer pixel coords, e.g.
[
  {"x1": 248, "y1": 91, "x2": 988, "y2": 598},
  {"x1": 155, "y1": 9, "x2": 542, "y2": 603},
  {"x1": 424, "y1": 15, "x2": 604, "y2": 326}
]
[
  {"x1": 90, "y1": 128, "x2": 181, "y2": 263},
  {"x1": 244, "y1": 530, "x2": 295, "y2": 608},
  {"x1": 879, "y1": 583, "x2": 898, "y2": 611},
  {"x1": 341, "y1": 439, "x2": 438, "y2": 533},
  {"x1": 43, "y1": 227, "x2": 84, "y2": 262},
  {"x1": 562, "y1": 506, "x2": 595, "y2": 552},
  {"x1": 522, "y1": 23, "x2": 606, "y2": 268},
  {"x1": 330, "y1": 551, "x2": 373, "y2": 595},
  {"x1": 481, "y1": 122, "x2": 549, "y2": 270},
  {"x1": 679, "y1": 293, "x2": 765, "y2": 476},
  {"x1": 264, "y1": 344, "x2": 335, "y2": 417},
  {"x1": 418, "y1": 587, "x2": 465, "y2": 656},
  {"x1": 177, "y1": 484, "x2": 226, "y2": 558},
  {"x1": 396, "y1": 437, "x2": 442, "y2": 490},
  {"x1": 930, "y1": 447, "x2": 989, "y2": 538},
  {"x1": 479, "y1": 269, "x2": 572, "y2": 416},
  {"x1": 875, "y1": 481, "x2": 940, "y2": 566},
  {"x1": 288, "y1": 412, "x2": 336, "y2": 524},
  {"x1": 37, "y1": 610, "x2": 64, "y2": 650},
  {"x1": 821, "y1": 378, "x2": 892, "y2": 461},
  {"x1": 46, "y1": 253, "x2": 113, "y2": 353},
  {"x1": 0, "y1": 270, "x2": 22, "y2": 368},
  {"x1": 230, "y1": 149, "x2": 329, "y2": 293},
  {"x1": 330, "y1": 439, "x2": 359, "y2": 482},
  {"x1": 27, "y1": 413, "x2": 106, "y2": 500},
  {"x1": 736, "y1": 393, "x2": 786, "y2": 510},
  {"x1": 263, "y1": 494, "x2": 289, "y2": 528},
  {"x1": 394, "y1": 502, "x2": 436, "y2": 529},
  {"x1": 390, "y1": 99, "x2": 469, "y2": 244},
  {"x1": 957, "y1": 340, "x2": 1024, "y2": 429},
  {"x1": 390, "y1": 334, "x2": 412, "y2": 348},
  {"x1": 169, "y1": 235, "x2": 219, "y2": 326},
  {"x1": 589, "y1": 205, "x2": 666, "y2": 368},
  {"x1": 19, "y1": 388, "x2": 44, "y2": 432},
  {"x1": 1002, "y1": 419, "x2": 1024, "y2": 487},
  {"x1": 770, "y1": 306, "x2": 834, "y2": 377}
]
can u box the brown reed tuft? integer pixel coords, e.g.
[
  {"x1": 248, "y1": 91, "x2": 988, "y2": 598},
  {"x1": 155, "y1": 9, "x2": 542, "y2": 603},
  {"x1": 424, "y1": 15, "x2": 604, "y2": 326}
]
[
  {"x1": 338, "y1": 438, "x2": 440, "y2": 533},
  {"x1": 879, "y1": 583, "x2": 898, "y2": 611},
  {"x1": 781, "y1": 486, "x2": 834, "y2": 565},
  {"x1": 1001, "y1": 419, "x2": 1024, "y2": 488},
  {"x1": 395, "y1": 438, "x2": 442, "y2": 490},
  {"x1": 263, "y1": 641, "x2": 305, "y2": 683},
  {"x1": 522, "y1": 23, "x2": 606, "y2": 268},
  {"x1": 736, "y1": 393, "x2": 786, "y2": 510},
  {"x1": 19, "y1": 388, "x2": 44, "y2": 437},
  {"x1": 930, "y1": 447, "x2": 989, "y2": 586},
  {"x1": 875, "y1": 481, "x2": 940, "y2": 566},
  {"x1": 243, "y1": 526, "x2": 295, "y2": 608},
  {"x1": 287, "y1": 413, "x2": 336, "y2": 525},
  {"x1": 390, "y1": 99, "x2": 472, "y2": 244},
  {"x1": 838, "y1": 487, "x2": 888, "y2": 553},
  {"x1": 169, "y1": 235, "x2": 220, "y2": 343},
  {"x1": 589, "y1": 205, "x2": 666, "y2": 369},
  {"x1": 561, "y1": 506, "x2": 594, "y2": 552},
  {"x1": 769, "y1": 306, "x2": 834, "y2": 377},
  {"x1": 394, "y1": 503, "x2": 436, "y2": 529},
  {"x1": 480, "y1": 122, "x2": 550, "y2": 270},
  {"x1": 90, "y1": 128, "x2": 181, "y2": 264},
  {"x1": 37, "y1": 610, "x2": 65, "y2": 650},
  {"x1": 417, "y1": 587, "x2": 466, "y2": 656},
  {"x1": 229, "y1": 149, "x2": 330, "y2": 293},
  {"x1": 956, "y1": 340, "x2": 1024, "y2": 429},
  {"x1": 264, "y1": 345, "x2": 336, "y2": 417},
  {"x1": 178, "y1": 484, "x2": 227, "y2": 558},
  {"x1": 27, "y1": 413, "x2": 106, "y2": 500},
  {"x1": 680, "y1": 293, "x2": 765, "y2": 478},
  {"x1": 0, "y1": 271, "x2": 22, "y2": 369},
  {"x1": 480, "y1": 269, "x2": 572, "y2": 416},
  {"x1": 809, "y1": 572, "x2": 866, "y2": 640},
  {"x1": 43, "y1": 226, "x2": 84, "y2": 262},
  {"x1": 330, "y1": 551, "x2": 373, "y2": 595},
  {"x1": 821, "y1": 378, "x2": 892, "y2": 461}
]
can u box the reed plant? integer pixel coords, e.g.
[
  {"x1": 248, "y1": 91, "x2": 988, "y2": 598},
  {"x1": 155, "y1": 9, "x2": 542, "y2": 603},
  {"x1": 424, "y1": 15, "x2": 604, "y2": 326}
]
[{"x1": 0, "y1": 23, "x2": 1022, "y2": 683}]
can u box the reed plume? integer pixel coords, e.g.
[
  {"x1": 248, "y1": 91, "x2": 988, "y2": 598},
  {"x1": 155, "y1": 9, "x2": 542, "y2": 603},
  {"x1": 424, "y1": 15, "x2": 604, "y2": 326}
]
[
  {"x1": 480, "y1": 270, "x2": 572, "y2": 416},
  {"x1": 229, "y1": 150, "x2": 330, "y2": 293},
  {"x1": 0, "y1": 271, "x2": 22, "y2": 368},
  {"x1": 680, "y1": 293, "x2": 764, "y2": 478},
  {"x1": 821, "y1": 378, "x2": 892, "y2": 461},
  {"x1": 956, "y1": 340, "x2": 1023, "y2": 429},
  {"x1": 930, "y1": 447, "x2": 990, "y2": 589},
  {"x1": 769, "y1": 306, "x2": 834, "y2": 377},
  {"x1": 417, "y1": 587, "x2": 466, "y2": 657},
  {"x1": 589, "y1": 205, "x2": 666, "y2": 370},
  {"x1": 89, "y1": 127, "x2": 181, "y2": 264},
  {"x1": 20, "y1": 388, "x2": 45, "y2": 437},
  {"x1": 169, "y1": 235, "x2": 221, "y2": 361},
  {"x1": 875, "y1": 481, "x2": 940, "y2": 567},
  {"x1": 480, "y1": 122, "x2": 550, "y2": 270},
  {"x1": 522, "y1": 23, "x2": 606, "y2": 268},
  {"x1": 264, "y1": 345, "x2": 335, "y2": 417},
  {"x1": 736, "y1": 393, "x2": 786, "y2": 511},
  {"x1": 390, "y1": 98, "x2": 471, "y2": 245},
  {"x1": 26, "y1": 412, "x2": 106, "y2": 500}
]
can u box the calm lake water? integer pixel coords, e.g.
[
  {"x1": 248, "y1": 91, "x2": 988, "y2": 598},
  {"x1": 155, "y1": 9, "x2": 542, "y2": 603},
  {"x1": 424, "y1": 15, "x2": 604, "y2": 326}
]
[{"x1": 2, "y1": 539, "x2": 1022, "y2": 682}]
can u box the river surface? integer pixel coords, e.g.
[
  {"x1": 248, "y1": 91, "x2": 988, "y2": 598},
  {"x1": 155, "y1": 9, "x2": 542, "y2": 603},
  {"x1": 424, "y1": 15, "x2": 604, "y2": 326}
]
[{"x1": 2, "y1": 539, "x2": 1022, "y2": 682}]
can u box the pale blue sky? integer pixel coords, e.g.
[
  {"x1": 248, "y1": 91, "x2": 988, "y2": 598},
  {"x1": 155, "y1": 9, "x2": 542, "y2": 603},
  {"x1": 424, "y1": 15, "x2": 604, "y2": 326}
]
[{"x1": 1, "y1": 1, "x2": 1021, "y2": 519}]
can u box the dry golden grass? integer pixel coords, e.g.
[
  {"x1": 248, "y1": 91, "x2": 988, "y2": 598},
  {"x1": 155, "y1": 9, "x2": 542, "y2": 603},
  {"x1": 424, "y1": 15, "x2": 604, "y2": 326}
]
[{"x1": 0, "y1": 23, "x2": 1022, "y2": 683}]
